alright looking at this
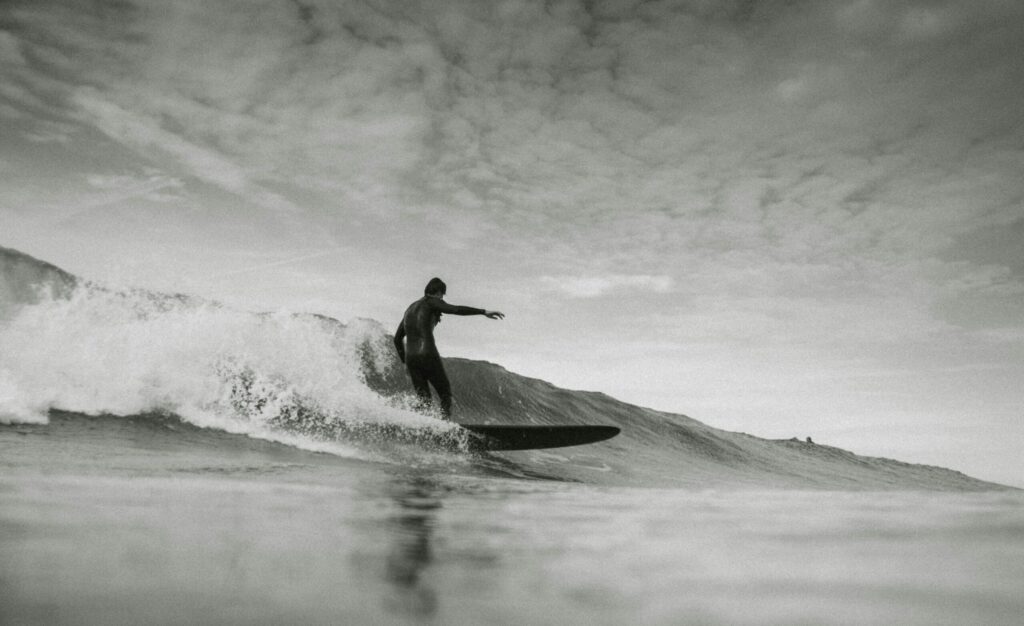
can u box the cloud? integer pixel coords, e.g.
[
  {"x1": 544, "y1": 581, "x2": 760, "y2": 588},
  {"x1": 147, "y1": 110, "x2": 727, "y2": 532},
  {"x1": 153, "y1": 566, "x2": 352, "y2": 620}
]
[
  {"x1": 6, "y1": 1, "x2": 1021, "y2": 237},
  {"x1": 204, "y1": 248, "x2": 343, "y2": 280},
  {"x1": 4, "y1": 0, "x2": 1023, "y2": 338},
  {"x1": 541, "y1": 273, "x2": 673, "y2": 298},
  {"x1": 69, "y1": 171, "x2": 185, "y2": 210},
  {"x1": 68, "y1": 88, "x2": 300, "y2": 213},
  {"x1": 0, "y1": 30, "x2": 26, "y2": 65}
]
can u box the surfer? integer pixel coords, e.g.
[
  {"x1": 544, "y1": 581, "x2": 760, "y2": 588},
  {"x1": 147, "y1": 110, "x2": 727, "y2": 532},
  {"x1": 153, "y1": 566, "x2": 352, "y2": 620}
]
[{"x1": 394, "y1": 277, "x2": 504, "y2": 419}]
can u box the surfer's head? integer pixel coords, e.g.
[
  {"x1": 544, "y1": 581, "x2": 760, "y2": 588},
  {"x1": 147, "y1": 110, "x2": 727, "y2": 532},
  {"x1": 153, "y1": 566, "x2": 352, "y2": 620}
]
[{"x1": 424, "y1": 277, "x2": 446, "y2": 297}]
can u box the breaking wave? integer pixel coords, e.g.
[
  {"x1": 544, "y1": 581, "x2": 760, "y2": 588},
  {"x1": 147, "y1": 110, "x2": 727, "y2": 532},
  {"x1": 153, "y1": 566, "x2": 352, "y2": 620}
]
[
  {"x1": 0, "y1": 245, "x2": 1010, "y2": 490},
  {"x1": 0, "y1": 246, "x2": 467, "y2": 457}
]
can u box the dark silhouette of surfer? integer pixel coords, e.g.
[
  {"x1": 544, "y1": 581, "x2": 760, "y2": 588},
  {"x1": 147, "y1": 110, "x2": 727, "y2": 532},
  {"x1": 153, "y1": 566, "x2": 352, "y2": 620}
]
[{"x1": 394, "y1": 277, "x2": 503, "y2": 419}]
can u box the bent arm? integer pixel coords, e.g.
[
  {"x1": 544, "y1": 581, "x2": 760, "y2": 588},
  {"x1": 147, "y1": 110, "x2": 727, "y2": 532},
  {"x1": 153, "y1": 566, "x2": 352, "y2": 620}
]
[{"x1": 393, "y1": 321, "x2": 406, "y2": 362}]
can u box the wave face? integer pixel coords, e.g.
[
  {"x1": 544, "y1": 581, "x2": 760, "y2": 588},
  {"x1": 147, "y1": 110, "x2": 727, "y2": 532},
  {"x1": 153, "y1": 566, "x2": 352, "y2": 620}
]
[
  {"x1": 0, "y1": 246, "x2": 1008, "y2": 490},
  {"x1": 0, "y1": 246, "x2": 77, "y2": 319}
]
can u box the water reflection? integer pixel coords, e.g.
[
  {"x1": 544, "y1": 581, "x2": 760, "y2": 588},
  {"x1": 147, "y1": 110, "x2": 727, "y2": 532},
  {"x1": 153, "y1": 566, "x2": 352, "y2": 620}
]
[{"x1": 383, "y1": 475, "x2": 443, "y2": 617}]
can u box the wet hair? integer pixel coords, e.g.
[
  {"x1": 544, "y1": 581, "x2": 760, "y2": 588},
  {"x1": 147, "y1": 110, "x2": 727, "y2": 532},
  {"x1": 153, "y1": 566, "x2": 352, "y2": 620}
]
[{"x1": 424, "y1": 277, "x2": 447, "y2": 296}]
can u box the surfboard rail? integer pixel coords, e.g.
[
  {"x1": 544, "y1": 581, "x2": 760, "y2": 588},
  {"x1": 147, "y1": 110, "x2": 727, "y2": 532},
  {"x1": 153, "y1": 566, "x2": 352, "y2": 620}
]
[{"x1": 459, "y1": 424, "x2": 621, "y2": 451}]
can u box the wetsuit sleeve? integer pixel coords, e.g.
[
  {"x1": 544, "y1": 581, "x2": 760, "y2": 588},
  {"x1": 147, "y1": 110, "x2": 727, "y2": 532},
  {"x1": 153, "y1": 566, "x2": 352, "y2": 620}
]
[
  {"x1": 393, "y1": 320, "x2": 406, "y2": 362},
  {"x1": 429, "y1": 299, "x2": 486, "y2": 316}
]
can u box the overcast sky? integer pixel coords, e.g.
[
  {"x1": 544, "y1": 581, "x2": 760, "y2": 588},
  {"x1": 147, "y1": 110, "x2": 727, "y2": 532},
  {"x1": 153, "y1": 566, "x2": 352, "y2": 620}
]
[{"x1": 2, "y1": 0, "x2": 1022, "y2": 485}]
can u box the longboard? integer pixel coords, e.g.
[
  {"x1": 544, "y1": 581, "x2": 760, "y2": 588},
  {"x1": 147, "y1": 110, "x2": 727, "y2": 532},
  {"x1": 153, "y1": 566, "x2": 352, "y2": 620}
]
[{"x1": 460, "y1": 424, "x2": 620, "y2": 451}]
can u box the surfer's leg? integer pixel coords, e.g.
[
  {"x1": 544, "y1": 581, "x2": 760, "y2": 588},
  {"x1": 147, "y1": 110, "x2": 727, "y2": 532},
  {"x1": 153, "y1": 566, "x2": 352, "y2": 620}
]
[
  {"x1": 427, "y1": 360, "x2": 453, "y2": 419},
  {"x1": 406, "y1": 362, "x2": 433, "y2": 411}
]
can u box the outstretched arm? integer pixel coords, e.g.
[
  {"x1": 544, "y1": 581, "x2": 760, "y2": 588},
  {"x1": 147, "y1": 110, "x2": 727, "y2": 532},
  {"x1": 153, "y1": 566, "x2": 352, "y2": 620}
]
[
  {"x1": 431, "y1": 299, "x2": 504, "y2": 319},
  {"x1": 393, "y1": 320, "x2": 406, "y2": 363}
]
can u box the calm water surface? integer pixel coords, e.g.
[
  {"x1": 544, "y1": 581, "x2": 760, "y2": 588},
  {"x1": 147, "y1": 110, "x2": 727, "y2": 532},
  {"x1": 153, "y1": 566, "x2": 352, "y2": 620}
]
[{"x1": 2, "y1": 464, "x2": 1022, "y2": 626}]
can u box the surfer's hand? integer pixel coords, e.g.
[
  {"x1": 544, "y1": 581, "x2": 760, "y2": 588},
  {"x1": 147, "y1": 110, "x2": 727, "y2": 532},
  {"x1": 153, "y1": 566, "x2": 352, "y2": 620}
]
[{"x1": 484, "y1": 310, "x2": 504, "y2": 320}]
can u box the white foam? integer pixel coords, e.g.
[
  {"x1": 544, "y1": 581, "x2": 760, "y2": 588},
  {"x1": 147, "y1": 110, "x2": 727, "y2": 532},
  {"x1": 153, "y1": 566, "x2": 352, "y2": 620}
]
[
  {"x1": 0, "y1": 368, "x2": 48, "y2": 424},
  {"x1": 0, "y1": 284, "x2": 461, "y2": 455}
]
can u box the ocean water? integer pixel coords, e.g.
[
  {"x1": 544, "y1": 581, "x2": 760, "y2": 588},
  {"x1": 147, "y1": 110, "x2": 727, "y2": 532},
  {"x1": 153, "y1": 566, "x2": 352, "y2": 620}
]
[
  {"x1": 2, "y1": 246, "x2": 1022, "y2": 624},
  {"x1": 2, "y1": 416, "x2": 1023, "y2": 626}
]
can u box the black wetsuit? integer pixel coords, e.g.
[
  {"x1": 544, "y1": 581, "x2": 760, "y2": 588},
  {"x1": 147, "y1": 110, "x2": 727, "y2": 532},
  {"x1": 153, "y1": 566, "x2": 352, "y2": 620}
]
[{"x1": 393, "y1": 296, "x2": 485, "y2": 418}]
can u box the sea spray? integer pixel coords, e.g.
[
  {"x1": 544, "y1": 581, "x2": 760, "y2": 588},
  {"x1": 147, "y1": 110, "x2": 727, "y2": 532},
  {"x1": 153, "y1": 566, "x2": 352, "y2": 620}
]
[{"x1": 0, "y1": 276, "x2": 467, "y2": 452}]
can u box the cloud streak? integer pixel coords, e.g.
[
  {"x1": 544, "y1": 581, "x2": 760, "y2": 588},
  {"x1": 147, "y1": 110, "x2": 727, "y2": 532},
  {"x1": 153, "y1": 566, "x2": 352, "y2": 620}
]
[{"x1": 541, "y1": 273, "x2": 673, "y2": 298}]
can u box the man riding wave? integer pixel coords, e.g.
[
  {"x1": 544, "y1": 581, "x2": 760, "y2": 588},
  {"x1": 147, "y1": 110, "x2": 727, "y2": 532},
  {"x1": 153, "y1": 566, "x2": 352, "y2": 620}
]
[{"x1": 393, "y1": 277, "x2": 504, "y2": 418}]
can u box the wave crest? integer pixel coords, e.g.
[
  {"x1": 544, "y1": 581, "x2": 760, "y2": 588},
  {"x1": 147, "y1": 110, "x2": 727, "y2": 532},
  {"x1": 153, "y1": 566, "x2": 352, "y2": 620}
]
[{"x1": 0, "y1": 247, "x2": 461, "y2": 452}]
